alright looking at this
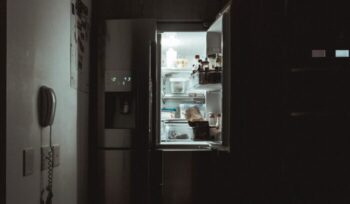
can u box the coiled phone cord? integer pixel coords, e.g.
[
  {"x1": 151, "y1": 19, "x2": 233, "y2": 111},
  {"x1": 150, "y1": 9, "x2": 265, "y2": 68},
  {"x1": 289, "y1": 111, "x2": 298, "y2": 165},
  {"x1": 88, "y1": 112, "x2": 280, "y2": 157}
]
[{"x1": 41, "y1": 126, "x2": 54, "y2": 204}]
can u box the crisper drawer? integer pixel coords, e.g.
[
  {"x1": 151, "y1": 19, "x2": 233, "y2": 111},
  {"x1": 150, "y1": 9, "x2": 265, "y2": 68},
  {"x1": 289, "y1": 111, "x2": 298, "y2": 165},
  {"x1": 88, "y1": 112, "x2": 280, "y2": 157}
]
[
  {"x1": 163, "y1": 123, "x2": 193, "y2": 141},
  {"x1": 99, "y1": 129, "x2": 132, "y2": 148}
]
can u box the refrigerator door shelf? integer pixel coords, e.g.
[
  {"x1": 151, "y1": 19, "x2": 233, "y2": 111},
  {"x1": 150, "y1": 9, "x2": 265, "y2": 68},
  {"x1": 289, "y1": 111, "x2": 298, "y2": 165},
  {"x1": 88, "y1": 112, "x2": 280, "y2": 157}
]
[{"x1": 188, "y1": 73, "x2": 222, "y2": 91}]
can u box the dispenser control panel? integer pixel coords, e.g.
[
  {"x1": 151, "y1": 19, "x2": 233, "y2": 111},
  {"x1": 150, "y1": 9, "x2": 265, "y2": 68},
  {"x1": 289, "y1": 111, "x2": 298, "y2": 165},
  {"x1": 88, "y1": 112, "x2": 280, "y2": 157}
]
[{"x1": 105, "y1": 70, "x2": 132, "y2": 92}]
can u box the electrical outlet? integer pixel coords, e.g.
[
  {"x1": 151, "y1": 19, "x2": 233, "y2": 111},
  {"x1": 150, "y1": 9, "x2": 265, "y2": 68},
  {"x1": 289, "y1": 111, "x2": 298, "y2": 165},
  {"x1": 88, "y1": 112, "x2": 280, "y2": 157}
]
[{"x1": 41, "y1": 145, "x2": 60, "y2": 171}]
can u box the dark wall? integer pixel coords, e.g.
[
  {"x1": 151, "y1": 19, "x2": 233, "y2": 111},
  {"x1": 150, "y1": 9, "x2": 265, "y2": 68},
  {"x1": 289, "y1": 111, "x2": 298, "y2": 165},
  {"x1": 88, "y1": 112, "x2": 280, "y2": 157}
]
[
  {"x1": 91, "y1": 0, "x2": 350, "y2": 203},
  {"x1": 210, "y1": 1, "x2": 288, "y2": 203},
  {"x1": 214, "y1": 0, "x2": 350, "y2": 203},
  {"x1": 97, "y1": 0, "x2": 230, "y2": 22},
  {"x1": 287, "y1": 0, "x2": 350, "y2": 60},
  {"x1": 0, "y1": 0, "x2": 6, "y2": 203}
]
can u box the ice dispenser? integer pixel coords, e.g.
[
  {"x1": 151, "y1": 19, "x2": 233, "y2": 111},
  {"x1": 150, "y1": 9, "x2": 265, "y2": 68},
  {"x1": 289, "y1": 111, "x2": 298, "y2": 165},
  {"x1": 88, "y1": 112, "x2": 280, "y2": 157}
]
[{"x1": 105, "y1": 70, "x2": 135, "y2": 129}]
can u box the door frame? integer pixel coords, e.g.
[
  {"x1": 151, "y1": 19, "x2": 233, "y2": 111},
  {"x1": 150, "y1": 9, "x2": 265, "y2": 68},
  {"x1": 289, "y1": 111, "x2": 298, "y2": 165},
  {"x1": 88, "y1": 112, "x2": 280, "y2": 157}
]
[{"x1": 0, "y1": 0, "x2": 6, "y2": 203}]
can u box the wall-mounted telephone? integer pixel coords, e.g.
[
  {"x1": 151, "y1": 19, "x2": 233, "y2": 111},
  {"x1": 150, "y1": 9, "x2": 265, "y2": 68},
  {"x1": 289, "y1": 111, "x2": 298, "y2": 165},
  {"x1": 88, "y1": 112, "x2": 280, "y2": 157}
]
[
  {"x1": 38, "y1": 86, "x2": 56, "y2": 204},
  {"x1": 39, "y1": 86, "x2": 56, "y2": 127}
]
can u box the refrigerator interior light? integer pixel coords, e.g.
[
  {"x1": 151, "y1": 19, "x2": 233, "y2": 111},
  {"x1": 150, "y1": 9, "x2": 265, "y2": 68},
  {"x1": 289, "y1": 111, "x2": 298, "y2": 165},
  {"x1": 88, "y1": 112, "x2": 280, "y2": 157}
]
[{"x1": 162, "y1": 34, "x2": 180, "y2": 47}]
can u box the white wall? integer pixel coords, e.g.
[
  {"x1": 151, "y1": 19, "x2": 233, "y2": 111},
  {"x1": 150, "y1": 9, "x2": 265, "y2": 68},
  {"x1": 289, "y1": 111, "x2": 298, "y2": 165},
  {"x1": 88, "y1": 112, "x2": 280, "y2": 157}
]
[{"x1": 6, "y1": 0, "x2": 90, "y2": 204}]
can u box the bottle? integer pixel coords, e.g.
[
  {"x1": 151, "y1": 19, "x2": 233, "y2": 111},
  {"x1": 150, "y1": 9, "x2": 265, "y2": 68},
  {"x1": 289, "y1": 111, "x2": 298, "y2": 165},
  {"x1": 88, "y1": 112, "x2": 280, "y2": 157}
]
[
  {"x1": 203, "y1": 58, "x2": 209, "y2": 70},
  {"x1": 208, "y1": 112, "x2": 217, "y2": 126},
  {"x1": 198, "y1": 59, "x2": 203, "y2": 71},
  {"x1": 166, "y1": 48, "x2": 177, "y2": 68},
  {"x1": 216, "y1": 55, "x2": 222, "y2": 68},
  {"x1": 216, "y1": 113, "x2": 222, "y2": 129},
  {"x1": 192, "y1": 55, "x2": 200, "y2": 71}
]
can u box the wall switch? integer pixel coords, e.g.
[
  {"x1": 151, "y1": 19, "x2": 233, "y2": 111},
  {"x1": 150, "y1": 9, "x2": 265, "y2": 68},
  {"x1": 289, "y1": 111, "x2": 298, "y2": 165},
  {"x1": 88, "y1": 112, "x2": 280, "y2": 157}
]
[
  {"x1": 41, "y1": 145, "x2": 60, "y2": 171},
  {"x1": 23, "y1": 148, "x2": 34, "y2": 176}
]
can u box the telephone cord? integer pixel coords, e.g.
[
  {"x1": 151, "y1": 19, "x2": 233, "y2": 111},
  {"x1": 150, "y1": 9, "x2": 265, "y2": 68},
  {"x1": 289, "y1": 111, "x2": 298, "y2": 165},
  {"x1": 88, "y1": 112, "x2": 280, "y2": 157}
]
[
  {"x1": 41, "y1": 126, "x2": 54, "y2": 204},
  {"x1": 47, "y1": 126, "x2": 54, "y2": 190}
]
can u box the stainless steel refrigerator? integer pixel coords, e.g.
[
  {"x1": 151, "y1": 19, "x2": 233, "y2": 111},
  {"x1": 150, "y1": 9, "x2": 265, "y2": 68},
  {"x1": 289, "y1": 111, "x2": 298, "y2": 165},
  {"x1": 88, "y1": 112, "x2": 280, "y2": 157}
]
[{"x1": 98, "y1": 4, "x2": 232, "y2": 204}]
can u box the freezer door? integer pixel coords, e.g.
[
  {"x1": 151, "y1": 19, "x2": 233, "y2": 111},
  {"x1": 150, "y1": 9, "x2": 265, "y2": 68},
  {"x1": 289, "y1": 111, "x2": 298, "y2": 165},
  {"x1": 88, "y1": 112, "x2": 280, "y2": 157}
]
[
  {"x1": 98, "y1": 19, "x2": 157, "y2": 204},
  {"x1": 99, "y1": 150, "x2": 153, "y2": 204},
  {"x1": 99, "y1": 150, "x2": 131, "y2": 204},
  {"x1": 99, "y1": 129, "x2": 132, "y2": 148},
  {"x1": 103, "y1": 19, "x2": 157, "y2": 149}
]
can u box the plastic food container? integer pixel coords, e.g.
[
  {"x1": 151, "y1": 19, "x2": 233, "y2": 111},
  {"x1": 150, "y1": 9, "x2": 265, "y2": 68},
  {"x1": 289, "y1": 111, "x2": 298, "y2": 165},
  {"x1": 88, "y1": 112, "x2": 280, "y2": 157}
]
[
  {"x1": 161, "y1": 108, "x2": 177, "y2": 120},
  {"x1": 169, "y1": 78, "x2": 188, "y2": 94},
  {"x1": 179, "y1": 104, "x2": 206, "y2": 119},
  {"x1": 164, "y1": 123, "x2": 193, "y2": 140}
]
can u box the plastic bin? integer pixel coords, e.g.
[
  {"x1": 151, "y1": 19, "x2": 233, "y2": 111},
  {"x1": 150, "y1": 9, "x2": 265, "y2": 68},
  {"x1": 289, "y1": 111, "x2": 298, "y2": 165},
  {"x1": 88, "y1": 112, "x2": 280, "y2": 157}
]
[
  {"x1": 169, "y1": 78, "x2": 188, "y2": 94},
  {"x1": 164, "y1": 123, "x2": 193, "y2": 141}
]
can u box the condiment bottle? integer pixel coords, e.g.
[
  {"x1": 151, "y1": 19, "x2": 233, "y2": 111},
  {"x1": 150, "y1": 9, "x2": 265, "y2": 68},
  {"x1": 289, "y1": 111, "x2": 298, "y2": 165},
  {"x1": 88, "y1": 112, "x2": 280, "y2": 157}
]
[
  {"x1": 208, "y1": 112, "x2": 217, "y2": 126},
  {"x1": 192, "y1": 55, "x2": 200, "y2": 71},
  {"x1": 216, "y1": 113, "x2": 222, "y2": 129},
  {"x1": 202, "y1": 58, "x2": 210, "y2": 70}
]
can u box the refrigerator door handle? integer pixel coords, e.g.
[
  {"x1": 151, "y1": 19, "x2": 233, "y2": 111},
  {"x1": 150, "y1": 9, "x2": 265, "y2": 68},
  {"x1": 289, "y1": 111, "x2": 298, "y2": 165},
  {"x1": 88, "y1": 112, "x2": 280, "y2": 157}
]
[{"x1": 149, "y1": 40, "x2": 157, "y2": 149}]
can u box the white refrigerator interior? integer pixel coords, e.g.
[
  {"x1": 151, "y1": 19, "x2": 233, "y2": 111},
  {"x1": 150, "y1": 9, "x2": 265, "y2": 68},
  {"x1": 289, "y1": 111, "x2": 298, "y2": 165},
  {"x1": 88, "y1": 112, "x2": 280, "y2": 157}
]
[{"x1": 159, "y1": 26, "x2": 224, "y2": 146}]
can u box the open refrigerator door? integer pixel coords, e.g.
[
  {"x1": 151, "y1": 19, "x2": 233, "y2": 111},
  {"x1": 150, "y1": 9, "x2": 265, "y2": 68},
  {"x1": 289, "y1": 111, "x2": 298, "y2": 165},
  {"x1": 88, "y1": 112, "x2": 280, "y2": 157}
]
[{"x1": 157, "y1": 10, "x2": 230, "y2": 151}]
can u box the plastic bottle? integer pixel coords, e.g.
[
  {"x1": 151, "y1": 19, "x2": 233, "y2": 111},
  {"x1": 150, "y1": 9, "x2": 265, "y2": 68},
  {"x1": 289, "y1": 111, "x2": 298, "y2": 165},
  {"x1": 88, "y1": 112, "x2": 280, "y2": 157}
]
[
  {"x1": 216, "y1": 113, "x2": 222, "y2": 129},
  {"x1": 208, "y1": 112, "x2": 217, "y2": 126}
]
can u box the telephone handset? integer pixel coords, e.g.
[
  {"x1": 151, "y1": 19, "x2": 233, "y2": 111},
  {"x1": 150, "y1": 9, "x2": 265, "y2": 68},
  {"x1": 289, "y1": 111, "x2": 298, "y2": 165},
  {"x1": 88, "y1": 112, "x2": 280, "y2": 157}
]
[
  {"x1": 39, "y1": 86, "x2": 56, "y2": 204},
  {"x1": 39, "y1": 86, "x2": 56, "y2": 127}
]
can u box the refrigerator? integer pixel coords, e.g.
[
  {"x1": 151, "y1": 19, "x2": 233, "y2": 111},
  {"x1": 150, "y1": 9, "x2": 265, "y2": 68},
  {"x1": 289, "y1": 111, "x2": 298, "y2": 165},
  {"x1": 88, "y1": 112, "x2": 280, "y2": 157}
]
[
  {"x1": 155, "y1": 12, "x2": 231, "y2": 151},
  {"x1": 98, "y1": 4, "x2": 232, "y2": 204}
]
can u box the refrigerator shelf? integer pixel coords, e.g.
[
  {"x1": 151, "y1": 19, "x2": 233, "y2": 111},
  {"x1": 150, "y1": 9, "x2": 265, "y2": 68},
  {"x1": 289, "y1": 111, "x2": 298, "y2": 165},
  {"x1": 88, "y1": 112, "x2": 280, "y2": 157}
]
[
  {"x1": 157, "y1": 141, "x2": 223, "y2": 151},
  {"x1": 161, "y1": 141, "x2": 221, "y2": 145},
  {"x1": 162, "y1": 118, "x2": 188, "y2": 123},
  {"x1": 189, "y1": 83, "x2": 222, "y2": 91},
  {"x1": 163, "y1": 94, "x2": 205, "y2": 102},
  {"x1": 162, "y1": 67, "x2": 193, "y2": 75}
]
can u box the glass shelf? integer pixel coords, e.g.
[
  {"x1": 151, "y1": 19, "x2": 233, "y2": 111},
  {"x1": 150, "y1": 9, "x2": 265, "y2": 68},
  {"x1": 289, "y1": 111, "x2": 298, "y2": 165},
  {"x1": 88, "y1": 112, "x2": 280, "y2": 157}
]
[
  {"x1": 162, "y1": 93, "x2": 205, "y2": 102},
  {"x1": 162, "y1": 67, "x2": 193, "y2": 75},
  {"x1": 189, "y1": 83, "x2": 222, "y2": 91},
  {"x1": 162, "y1": 118, "x2": 188, "y2": 123}
]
